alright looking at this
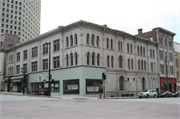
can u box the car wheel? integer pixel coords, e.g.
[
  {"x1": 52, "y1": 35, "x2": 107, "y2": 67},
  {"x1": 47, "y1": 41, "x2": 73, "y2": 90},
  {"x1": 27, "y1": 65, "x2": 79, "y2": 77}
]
[
  {"x1": 146, "y1": 95, "x2": 149, "y2": 98},
  {"x1": 139, "y1": 96, "x2": 142, "y2": 98},
  {"x1": 153, "y1": 94, "x2": 156, "y2": 98}
]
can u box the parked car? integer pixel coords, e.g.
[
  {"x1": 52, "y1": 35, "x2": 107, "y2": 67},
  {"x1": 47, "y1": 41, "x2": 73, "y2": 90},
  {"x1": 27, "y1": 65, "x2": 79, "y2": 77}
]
[
  {"x1": 157, "y1": 91, "x2": 173, "y2": 98},
  {"x1": 138, "y1": 89, "x2": 157, "y2": 98},
  {"x1": 172, "y1": 91, "x2": 180, "y2": 97}
]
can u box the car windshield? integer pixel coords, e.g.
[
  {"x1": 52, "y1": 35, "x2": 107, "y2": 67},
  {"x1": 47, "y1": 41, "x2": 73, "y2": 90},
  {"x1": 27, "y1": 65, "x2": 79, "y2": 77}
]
[{"x1": 142, "y1": 90, "x2": 148, "y2": 92}]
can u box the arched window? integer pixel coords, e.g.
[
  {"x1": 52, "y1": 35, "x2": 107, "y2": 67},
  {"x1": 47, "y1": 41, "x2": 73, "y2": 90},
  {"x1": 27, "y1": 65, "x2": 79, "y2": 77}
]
[
  {"x1": 75, "y1": 34, "x2": 78, "y2": 45},
  {"x1": 138, "y1": 60, "x2": 140, "y2": 70},
  {"x1": 128, "y1": 59, "x2": 130, "y2": 69},
  {"x1": 87, "y1": 52, "x2": 90, "y2": 65},
  {"x1": 92, "y1": 52, "x2": 95, "y2": 65},
  {"x1": 140, "y1": 46, "x2": 142, "y2": 55},
  {"x1": 96, "y1": 36, "x2": 99, "y2": 46},
  {"x1": 66, "y1": 37, "x2": 69, "y2": 47},
  {"x1": 66, "y1": 54, "x2": 68, "y2": 66},
  {"x1": 144, "y1": 61, "x2": 146, "y2": 71},
  {"x1": 153, "y1": 50, "x2": 154, "y2": 58},
  {"x1": 137, "y1": 46, "x2": 139, "y2": 54},
  {"x1": 120, "y1": 41, "x2": 122, "y2": 51},
  {"x1": 131, "y1": 59, "x2": 133, "y2": 69},
  {"x1": 75, "y1": 52, "x2": 78, "y2": 65},
  {"x1": 70, "y1": 35, "x2": 73, "y2": 46},
  {"x1": 70, "y1": 53, "x2": 73, "y2": 66},
  {"x1": 118, "y1": 41, "x2": 120, "y2": 51},
  {"x1": 150, "y1": 49, "x2": 152, "y2": 57},
  {"x1": 107, "y1": 38, "x2": 109, "y2": 48},
  {"x1": 130, "y1": 44, "x2": 133, "y2": 53},
  {"x1": 91, "y1": 34, "x2": 94, "y2": 46},
  {"x1": 127, "y1": 43, "x2": 129, "y2": 53},
  {"x1": 107, "y1": 55, "x2": 109, "y2": 67},
  {"x1": 111, "y1": 39, "x2": 113, "y2": 49},
  {"x1": 86, "y1": 34, "x2": 89, "y2": 44},
  {"x1": 119, "y1": 56, "x2": 123, "y2": 68},
  {"x1": 141, "y1": 60, "x2": 143, "y2": 70},
  {"x1": 97, "y1": 54, "x2": 100, "y2": 66},
  {"x1": 111, "y1": 56, "x2": 114, "y2": 67},
  {"x1": 119, "y1": 76, "x2": 124, "y2": 90},
  {"x1": 142, "y1": 77, "x2": 145, "y2": 90}
]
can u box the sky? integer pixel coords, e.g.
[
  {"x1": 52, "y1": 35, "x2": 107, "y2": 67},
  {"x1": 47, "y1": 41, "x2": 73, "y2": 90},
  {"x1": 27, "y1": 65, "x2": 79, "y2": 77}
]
[{"x1": 41, "y1": 0, "x2": 180, "y2": 43}]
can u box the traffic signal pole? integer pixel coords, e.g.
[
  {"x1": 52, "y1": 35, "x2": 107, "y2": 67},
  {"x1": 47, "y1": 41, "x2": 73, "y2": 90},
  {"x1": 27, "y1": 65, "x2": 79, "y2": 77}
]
[{"x1": 102, "y1": 72, "x2": 106, "y2": 99}]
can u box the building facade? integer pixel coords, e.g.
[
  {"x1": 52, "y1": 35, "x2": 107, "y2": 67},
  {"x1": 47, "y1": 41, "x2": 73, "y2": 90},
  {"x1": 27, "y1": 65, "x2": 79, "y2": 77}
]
[
  {"x1": 138, "y1": 28, "x2": 177, "y2": 92},
  {"x1": 174, "y1": 42, "x2": 180, "y2": 91},
  {"x1": 0, "y1": 0, "x2": 41, "y2": 42},
  {"x1": 5, "y1": 20, "x2": 160, "y2": 96}
]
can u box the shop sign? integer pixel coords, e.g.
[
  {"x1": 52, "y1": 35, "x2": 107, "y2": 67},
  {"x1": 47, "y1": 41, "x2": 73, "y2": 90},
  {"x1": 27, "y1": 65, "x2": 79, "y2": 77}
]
[
  {"x1": 38, "y1": 75, "x2": 43, "y2": 81},
  {"x1": 13, "y1": 86, "x2": 17, "y2": 91},
  {"x1": 87, "y1": 86, "x2": 99, "y2": 92},
  {"x1": 11, "y1": 76, "x2": 23, "y2": 79},
  {"x1": 68, "y1": 84, "x2": 78, "y2": 90},
  {"x1": 12, "y1": 79, "x2": 21, "y2": 82}
]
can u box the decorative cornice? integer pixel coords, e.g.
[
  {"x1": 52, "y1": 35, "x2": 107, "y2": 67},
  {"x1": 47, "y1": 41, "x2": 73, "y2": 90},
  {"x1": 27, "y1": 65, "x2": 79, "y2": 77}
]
[
  {"x1": 101, "y1": 24, "x2": 107, "y2": 34},
  {"x1": 76, "y1": 20, "x2": 86, "y2": 27}
]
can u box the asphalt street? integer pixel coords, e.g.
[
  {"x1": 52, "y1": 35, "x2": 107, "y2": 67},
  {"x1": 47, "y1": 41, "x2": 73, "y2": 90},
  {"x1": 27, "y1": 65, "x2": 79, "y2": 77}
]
[{"x1": 0, "y1": 94, "x2": 180, "y2": 119}]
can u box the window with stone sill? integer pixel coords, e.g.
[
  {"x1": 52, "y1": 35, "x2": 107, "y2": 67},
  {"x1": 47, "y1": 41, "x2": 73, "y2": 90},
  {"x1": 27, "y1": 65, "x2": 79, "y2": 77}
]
[
  {"x1": 32, "y1": 46, "x2": 38, "y2": 57},
  {"x1": 23, "y1": 50, "x2": 27, "y2": 60},
  {"x1": 111, "y1": 56, "x2": 114, "y2": 67},
  {"x1": 43, "y1": 44, "x2": 48, "y2": 55},
  {"x1": 16, "y1": 65, "x2": 20, "y2": 74},
  {"x1": 16, "y1": 52, "x2": 20, "y2": 62},
  {"x1": 71, "y1": 53, "x2": 73, "y2": 66},
  {"x1": 43, "y1": 59, "x2": 48, "y2": 70},
  {"x1": 31, "y1": 61, "x2": 37, "y2": 72},
  {"x1": 53, "y1": 39, "x2": 60, "y2": 52},
  {"x1": 107, "y1": 55, "x2": 110, "y2": 67}
]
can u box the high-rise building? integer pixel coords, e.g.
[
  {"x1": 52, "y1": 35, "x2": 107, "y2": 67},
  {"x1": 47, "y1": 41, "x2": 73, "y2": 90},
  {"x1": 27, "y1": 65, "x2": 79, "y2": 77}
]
[{"x1": 0, "y1": 0, "x2": 41, "y2": 42}]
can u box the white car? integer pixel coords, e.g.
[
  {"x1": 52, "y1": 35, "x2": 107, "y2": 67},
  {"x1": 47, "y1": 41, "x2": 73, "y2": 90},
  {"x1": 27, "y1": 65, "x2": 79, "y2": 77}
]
[{"x1": 138, "y1": 89, "x2": 157, "y2": 98}]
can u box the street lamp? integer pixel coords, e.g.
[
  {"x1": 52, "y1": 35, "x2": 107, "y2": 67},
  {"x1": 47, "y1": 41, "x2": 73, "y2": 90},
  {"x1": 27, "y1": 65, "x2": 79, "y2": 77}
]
[
  {"x1": 45, "y1": 42, "x2": 51, "y2": 96},
  {"x1": 21, "y1": 67, "x2": 27, "y2": 94}
]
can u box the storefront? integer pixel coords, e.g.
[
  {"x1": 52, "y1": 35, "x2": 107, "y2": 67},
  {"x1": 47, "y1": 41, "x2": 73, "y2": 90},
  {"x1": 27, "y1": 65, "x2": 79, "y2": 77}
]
[
  {"x1": 28, "y1": 66, "x2": 106, "y2": 96},
  {"x1": 3, "y1": 78, "x2": 10, "y2": 92},
  {"x1": 160, "y1": 77, "x2": 177, "y2": 92},
  {"x1": 10, "y1": 75, "x2": 28, "y2": 92}
]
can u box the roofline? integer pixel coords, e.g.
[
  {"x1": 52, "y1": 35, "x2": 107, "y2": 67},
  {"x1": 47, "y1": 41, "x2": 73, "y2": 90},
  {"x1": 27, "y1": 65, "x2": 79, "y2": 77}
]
[
  {"x1": 155, "y1": 27, "x2": 176, "y2": 36},
  {"x1": 5, "y1": 20, "x2": 158, "y2": 51}
]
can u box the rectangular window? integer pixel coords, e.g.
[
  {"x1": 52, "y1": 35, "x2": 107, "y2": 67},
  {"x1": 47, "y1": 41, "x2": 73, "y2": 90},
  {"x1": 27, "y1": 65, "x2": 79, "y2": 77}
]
[
  {"x1": 43, "y1": 59, "x2": 48, "y2": 70},
  {"x1": 169, "y1": 53, "x2": 172, "y2": 61},
  {"x1": 23, "y1": 50, "x2": 27, "y2": 60},
  {"x1": 63, "y1": 79, "x2": 79, "y2": 94},
  {"x1": 16, "y1": 65, "x2": 20, "y2": 74},
  {"x1": 53, "y1": 39, "x2": 60, "y2": 52},
  {"x1": 32, "y1": 61, "x2": 37, "y2": 72},
  {"x1": 32, "y1": 47, "x2": 38, "y2": 57},
  {"x1": 161, "y1": 64, "x2": 164, "y2": 74},
  {"x1": 151, "y1": 62, "x2": 153, "y2": 72},
  {"x1": 43, "y1": 44, "x2": 48, "y2": 55},
  {"x1": 16, "y1": 52, "x2": 20, "y2": 62},
  {"x1": 159, "y1": 38, "x2": 163, "y2": 45},
  {"x1": 159, "y1": 50, "x2": 163, "y2": 60},
  {"x1": 53, "y1": 56, "x2": 60, "y2": 68}
]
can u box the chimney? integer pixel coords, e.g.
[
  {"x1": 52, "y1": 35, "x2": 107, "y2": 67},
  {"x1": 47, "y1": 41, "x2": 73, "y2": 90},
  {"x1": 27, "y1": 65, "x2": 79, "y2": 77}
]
[{"x1": 138, "y1": 28, "x2": 143, "y2": 35}]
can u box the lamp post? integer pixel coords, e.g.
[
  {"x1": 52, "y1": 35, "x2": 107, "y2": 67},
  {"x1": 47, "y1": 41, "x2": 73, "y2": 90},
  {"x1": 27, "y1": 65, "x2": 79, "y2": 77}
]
[
  {"x1": 21, "y1": 67, "x2": 27, "y2": 94},
  {"x1": 45, "y1": 42, "x2": 51, "y2": 96}
]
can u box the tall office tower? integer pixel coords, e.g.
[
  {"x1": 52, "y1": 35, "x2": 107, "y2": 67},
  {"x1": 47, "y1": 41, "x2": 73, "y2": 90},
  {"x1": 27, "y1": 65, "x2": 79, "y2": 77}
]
[{"x1": 0, "y1": 0, "x2": 41, "y2": 42}]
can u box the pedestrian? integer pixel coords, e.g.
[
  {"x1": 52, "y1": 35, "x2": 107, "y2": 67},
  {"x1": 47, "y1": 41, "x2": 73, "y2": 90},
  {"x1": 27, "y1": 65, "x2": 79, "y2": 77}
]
[{"x1": 26, "y1": 87, "x2": 29, "y2": 94}]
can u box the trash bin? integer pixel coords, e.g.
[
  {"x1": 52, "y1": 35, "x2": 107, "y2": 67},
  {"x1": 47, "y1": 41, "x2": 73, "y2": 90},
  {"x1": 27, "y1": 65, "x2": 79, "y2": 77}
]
[
  {"x1": 43, "y1": 89, "x2": 46, "y2": 95},
  {"x1": 46, "y1": 90, "x2": 48, "y2": 96}
]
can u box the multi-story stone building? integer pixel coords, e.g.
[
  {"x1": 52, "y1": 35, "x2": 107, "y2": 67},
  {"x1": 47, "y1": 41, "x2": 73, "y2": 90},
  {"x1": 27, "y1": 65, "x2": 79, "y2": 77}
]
[
  {"x1": 0, "y1": 33, "x2": 19, "y2": 91},
  {"x1": 0, "y1": 0, "x2": 41, "y2": 42},
  {"x1": 174, "y1": 42, "x2": 180, "y2": 91},
  {"x1": 4, "y1": 20, "x2": 160, "y2": 96},
  {"x1": 138, "y1": 28, "x2": 177, "y2": 92}
]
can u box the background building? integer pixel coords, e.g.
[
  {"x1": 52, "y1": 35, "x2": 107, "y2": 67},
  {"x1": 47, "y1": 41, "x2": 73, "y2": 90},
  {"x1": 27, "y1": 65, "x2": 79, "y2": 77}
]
[
  {"x1": 4, "y1": 20, "x2": 160, "y2": 96},
  {"x1": 0, "y1": 34, "x2": 19, "y2": 91},
  {"x1": 138, "y1": 28, "x2": 177, "y2": 92},
  {"x1": 174, "y1": 42, "x2": 180, "y2": 91},
  {"x1": 0, "y1": 0, "x2": 41, "y2": 42}
]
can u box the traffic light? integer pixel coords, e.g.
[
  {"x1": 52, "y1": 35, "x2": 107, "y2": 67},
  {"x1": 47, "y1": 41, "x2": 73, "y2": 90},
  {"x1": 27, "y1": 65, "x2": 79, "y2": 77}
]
[
  {"x1": 52, "y1": 79, "x2": 54, "y2": 83},
  {"x1": 50, "y1": 74, "x2": 52, "y2": 79},
  {"x1": 102, "y1": 72, "x2": 106, "y2": 80}
]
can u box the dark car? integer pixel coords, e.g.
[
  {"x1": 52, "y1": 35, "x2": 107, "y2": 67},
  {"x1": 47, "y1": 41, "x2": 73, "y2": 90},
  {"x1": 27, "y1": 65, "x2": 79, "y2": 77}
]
[
  {"x1": 157, "y1": 91, "x2": 173, "y2": 98},
  {"x1": 172, "y1": 91, "x2": 180, "y2": 97}
]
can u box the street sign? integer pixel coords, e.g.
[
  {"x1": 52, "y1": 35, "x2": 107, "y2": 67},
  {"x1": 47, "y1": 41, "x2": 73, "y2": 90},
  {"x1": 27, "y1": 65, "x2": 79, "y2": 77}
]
[{"x1": 165, "y1": 80, "x2": 169, "y2": 85}]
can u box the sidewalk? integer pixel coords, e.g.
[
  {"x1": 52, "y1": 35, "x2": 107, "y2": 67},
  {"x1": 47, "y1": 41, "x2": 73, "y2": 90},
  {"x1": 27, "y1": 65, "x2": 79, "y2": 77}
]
[{"x1": 0, "y1": 92, "x2": 139, "y2": 99}]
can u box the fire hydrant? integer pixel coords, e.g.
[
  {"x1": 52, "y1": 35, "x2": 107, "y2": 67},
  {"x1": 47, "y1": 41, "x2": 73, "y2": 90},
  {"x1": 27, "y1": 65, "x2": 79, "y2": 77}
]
[{"x1": 99, "y1": 93, "x2": 102, "y2": 99}]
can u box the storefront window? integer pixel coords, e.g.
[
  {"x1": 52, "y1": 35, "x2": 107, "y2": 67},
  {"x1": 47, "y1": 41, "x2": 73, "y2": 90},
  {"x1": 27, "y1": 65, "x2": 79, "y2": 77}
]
[
  {"x1": 161, "y1": 84, "x2": 164, "y2": 92},
  {"x1": 86, "y1": 79, "x2": 103, "y2": 94},
  {"x1": 63, "y1": 79, "x2": 79, "y2": 94},
  {"x1": 172, "y1": 84, "x2": 175, "y2": 92}
]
